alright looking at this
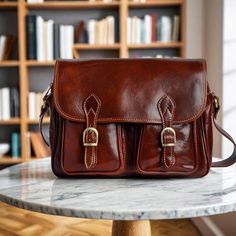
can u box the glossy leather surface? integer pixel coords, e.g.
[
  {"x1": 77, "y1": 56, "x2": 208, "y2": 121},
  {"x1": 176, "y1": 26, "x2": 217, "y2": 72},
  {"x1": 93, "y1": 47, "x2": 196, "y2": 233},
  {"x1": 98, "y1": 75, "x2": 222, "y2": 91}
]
[
  {"x1": 47, "y1": 58, "x2": 235, "y2": 178},
  {"x1": 53, "y1": 59, "x2": 207, "y2": 124}
]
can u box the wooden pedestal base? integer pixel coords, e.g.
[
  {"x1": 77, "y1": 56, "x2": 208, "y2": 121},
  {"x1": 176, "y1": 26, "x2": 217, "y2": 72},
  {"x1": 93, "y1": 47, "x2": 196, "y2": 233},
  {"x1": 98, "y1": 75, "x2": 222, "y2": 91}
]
[{"x1": 112, "y1": 220, "x2": 151, "y2": 236}]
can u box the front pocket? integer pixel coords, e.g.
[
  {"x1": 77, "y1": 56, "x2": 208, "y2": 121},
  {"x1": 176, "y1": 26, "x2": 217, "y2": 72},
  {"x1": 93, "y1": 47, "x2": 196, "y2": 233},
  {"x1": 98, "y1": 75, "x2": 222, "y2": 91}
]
[
  {"x1": 62, "y1": 120, "x2": 123, "y2": 174},
  {"x1": 137, "y1": 123, "x2": 197, "y2": 173}
]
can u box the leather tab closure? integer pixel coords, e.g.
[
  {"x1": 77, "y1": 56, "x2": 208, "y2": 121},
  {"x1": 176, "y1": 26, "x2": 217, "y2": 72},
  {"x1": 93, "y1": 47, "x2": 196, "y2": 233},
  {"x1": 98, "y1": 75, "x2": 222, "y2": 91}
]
[
  {"x1": 83, "y1": 94, "x2": 101, "y2": 169},
  {"x1": 158, "y1": 95, "x2": 176, "y2": 168}
]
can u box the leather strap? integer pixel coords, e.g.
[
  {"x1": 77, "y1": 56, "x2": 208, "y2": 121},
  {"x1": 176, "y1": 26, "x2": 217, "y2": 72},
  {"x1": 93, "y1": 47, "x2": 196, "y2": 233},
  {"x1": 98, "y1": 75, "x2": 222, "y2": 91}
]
[
  {"x1": 39, "y1": 85, "x2": 52, "y2": 147},
  {"x1": 83, "y1": 94, "x2": 101, "y2": 169},
  {"x1": 211, "y1": 117, "x2": 236, "y2": 167},
  {"x1": 158, "y1": 95, "x2": 176, "y2": 168}
]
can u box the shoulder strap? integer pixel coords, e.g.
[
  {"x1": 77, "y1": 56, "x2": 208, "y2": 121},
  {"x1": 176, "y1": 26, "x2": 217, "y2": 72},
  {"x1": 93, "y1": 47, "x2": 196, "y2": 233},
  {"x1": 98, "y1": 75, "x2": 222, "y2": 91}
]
[
  {"x1": 39, "y1": 85, "x2": 51, "y2": 147},
  {"x1": 211, "y1": 117, "x2": 236, "y2": 167},
  {"x1": 211, "y1": 95, "x2": 236, "y2": 167}
]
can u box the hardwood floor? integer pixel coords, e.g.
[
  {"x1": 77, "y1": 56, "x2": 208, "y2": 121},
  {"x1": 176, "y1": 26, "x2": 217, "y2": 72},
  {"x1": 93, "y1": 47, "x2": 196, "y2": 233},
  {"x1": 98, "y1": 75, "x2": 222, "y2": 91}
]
[{"x1": 0, "y1": 202, "x2": 201, "y2": 236}]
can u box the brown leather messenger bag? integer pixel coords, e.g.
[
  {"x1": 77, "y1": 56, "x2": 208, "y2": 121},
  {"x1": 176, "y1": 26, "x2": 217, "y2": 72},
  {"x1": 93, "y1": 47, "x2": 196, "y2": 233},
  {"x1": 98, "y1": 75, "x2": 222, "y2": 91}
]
[{"x1": 40, "y1": 59, "x2": 236, "y2": 178}]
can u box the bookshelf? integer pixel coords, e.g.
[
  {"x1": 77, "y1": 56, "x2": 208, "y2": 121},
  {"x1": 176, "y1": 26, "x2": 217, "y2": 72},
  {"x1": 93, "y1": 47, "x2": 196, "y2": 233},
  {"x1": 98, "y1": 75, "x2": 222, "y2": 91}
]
[{"x1": 0, "y1": 0, "x2": 186, "y2": 164}]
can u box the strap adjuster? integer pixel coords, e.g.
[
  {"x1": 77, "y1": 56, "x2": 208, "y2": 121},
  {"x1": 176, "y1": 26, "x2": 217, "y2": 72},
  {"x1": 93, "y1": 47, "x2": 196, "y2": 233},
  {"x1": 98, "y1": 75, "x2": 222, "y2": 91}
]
[
  {"x1": 83, "y1": 127, "x2": 99, "y2": 147},
  {"x1": 161, "y1": 127, "x2": 176, "y2": 147}
]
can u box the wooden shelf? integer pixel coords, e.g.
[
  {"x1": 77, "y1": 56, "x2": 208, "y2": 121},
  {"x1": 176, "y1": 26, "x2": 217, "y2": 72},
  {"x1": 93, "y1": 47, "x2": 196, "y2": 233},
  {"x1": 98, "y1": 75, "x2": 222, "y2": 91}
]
[
  {"x1": 128, "y1": 42, "x2": 182, "y2": 49},
  {"x1": 26, "y1": 60, "x2": 55, "y2": 67},
  {"x1": 0, "y1": 0, "x2": 186, "y2": 164},
  {"x1": 74, "y1": 43, "x2": 121, "y2": 50},
  {"x1": 28, "y1": 117, "x2": 50, "y2": 124},
  {"x1": 0, "y1": 61, "x2": 19, "y2": 67},
  {"x1": 0, "y1": 2, "x2": 18, "y2": 9},
  {"x1": 0, "y1": 157, "x2": 22, "y2": 164},
  {"x1": 128, "y1": 0, "x2": 183, "y2": 8},
  {"x1": 25, "y1": 1, "x2": 120, "y2": 10},
  {"x1": 0, "y1": 118, "x2": 21, "y2": 125}
]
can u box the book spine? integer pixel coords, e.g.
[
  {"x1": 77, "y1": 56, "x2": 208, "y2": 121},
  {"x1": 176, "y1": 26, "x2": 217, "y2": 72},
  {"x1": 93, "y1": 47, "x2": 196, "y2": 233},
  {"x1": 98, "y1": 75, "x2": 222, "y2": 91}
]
[
  {"x1": 151, "y1": 14, "x2": 157, "y2": 42},
  {"x1": 59, "y1": 25, "x2": 65, "y2": 58},
  {"x1": 0, "y1": 35, "x2": 7, "y2": 61},
  {"x1": 54, "y1": 24, "x2": 60, "y2": 59},
  {"x1": 160, "y1": 16, "x2": 172, "y2": 42},
  {"x1": 47, "y1": 20, "x2": 54, "y2": 61},
  {"x1": 172, "y1": 15, "x2": 180, "y2": 41},
  {"x1": 28, "y1": 92, "x2": 36, "y2": 119},
  {"x1": 13, "y1": 87, "x2": 20, "y2": 117},
  {"x1": 0, "y1": 89, "x2": 2, "y2": 120},
  {"x1": 36, "y1": 16, "x2": 45, "y2": 61},
  {"x1": 11, "y1": 132, "x2": 21, "y2": 158},
  {"x1": 1, "y1": 87, "x2": 10, "y2": 120},
  {"x1": 26, "y1": 15, "x2": 37, "y2": 60},
  {"x1": 107, "y1": 16, "x2": 115, "y2": 44},
  {"x1": 87, "y1": 20, "x2": 96, "y2": 45}
]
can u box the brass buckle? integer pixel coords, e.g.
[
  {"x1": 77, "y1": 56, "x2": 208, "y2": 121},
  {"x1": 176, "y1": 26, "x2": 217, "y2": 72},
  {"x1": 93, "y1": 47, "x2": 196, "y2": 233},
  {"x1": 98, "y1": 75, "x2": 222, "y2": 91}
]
[
  {"x1": 83, "y1": 127, "x2": 99, "y2": 147},
  {"x1": 161, "y1": 127, "x2": 176, "y2": 147}
]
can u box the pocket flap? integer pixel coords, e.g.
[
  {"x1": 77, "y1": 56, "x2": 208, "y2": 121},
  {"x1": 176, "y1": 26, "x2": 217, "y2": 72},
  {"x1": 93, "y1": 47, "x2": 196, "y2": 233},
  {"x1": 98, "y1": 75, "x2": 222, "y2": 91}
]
[{"x1": 53, "y1": 59, "x2": 207, "y2": 124}]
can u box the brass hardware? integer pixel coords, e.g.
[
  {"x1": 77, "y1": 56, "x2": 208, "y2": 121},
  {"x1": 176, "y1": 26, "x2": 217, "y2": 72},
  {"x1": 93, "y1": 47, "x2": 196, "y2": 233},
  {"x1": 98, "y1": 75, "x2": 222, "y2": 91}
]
[
  {"x1": 83, "y1": 127, "x2": 99, "y2": 147},
  {"x1": 214, "y1": 96, "x2": 219, "y2": 110},
  {"x1": 161, "y1": 127, "x2": 176, "y2": 147}
]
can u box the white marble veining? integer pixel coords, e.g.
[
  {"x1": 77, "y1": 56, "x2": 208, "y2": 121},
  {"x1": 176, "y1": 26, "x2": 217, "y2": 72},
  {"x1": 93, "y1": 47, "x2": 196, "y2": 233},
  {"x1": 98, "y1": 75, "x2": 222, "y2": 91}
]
[{"x1": 0, "y1": 158, "x2": 236, "y2": 220}]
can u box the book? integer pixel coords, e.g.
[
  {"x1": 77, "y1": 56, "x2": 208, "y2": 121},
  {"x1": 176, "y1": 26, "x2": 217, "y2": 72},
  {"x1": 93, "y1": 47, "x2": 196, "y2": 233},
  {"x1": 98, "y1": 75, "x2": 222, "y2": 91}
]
[
  {"x1": 151, "y1": 13, "x2": 157, "y2": 42},
  {"x1": 0, "y1": 35, "x2": 14, "y2": 61},
  {"x1": 160, "y1": 16, "x2": 172, "y2": 42},
  {"x1": 144, "y1": 15, "x2": 152, "y2": 44},
  {"x1": 36, "y1": 16, "x2": 44, "y2": 61},
  {"x1": 11, "y1": 132, "x2": 21, "y2": 158},
  {"x1": 127, "y1": 17, "x2": 132, "y2": 44},
  {"x1": 10, "y1": 87, "x2": 20, "y2": 118},
  {"x1": 28, "y1": 92, "x2": 36, "y2": 119},
  {"x1": 0, "y1": 36, "x2": 7, "y2": 60},
  {"x1": 46, "y1": 19, "x2": 54, "y2": 61},
  {"x1": 0, "y1": 89, "x2": 2, "y2": 120},
  {"x1": 26, "y1": 15, "x2": 37, "y2": 60},
  {"x1": 172, "y1": 15, "x2": 180, "y2": 41},
  {"x1": 53, "y1": 23, "x2": 60, "y2": 59},
  {"x1": 64, "y1": 25, "x2": 74, "y2": 59},
  {"x1": 1, "y1": 88, "x2": 10, "y2": 120},
  {"x1": 87, "y1": 19, "x2": 96, "y2": 44},
  {"x1": 30, "y1": 132, "x2": 50, "y2": 158}
]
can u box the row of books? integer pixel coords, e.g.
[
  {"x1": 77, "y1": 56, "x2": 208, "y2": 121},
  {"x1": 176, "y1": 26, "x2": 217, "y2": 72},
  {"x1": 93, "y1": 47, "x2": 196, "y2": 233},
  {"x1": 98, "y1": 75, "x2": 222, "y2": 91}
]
[
  {"x1": 28, "y1": 91, "x2": 45, "y2": 120},
  {"x1": 127, "y1": 15, "x2": 180, "y2": 44},
  {"x1": 87, "y1": 16, "x2": 115, "y2": 45},
  {"x1": 26, "y1": 15, "x2": 74, "y2": 61},
  {"x1": 0, "y1": 35, "x2": 14, "y2": 61},
  {"x1": 0, "y1": 87, "x2": 20, "y2": 120}
]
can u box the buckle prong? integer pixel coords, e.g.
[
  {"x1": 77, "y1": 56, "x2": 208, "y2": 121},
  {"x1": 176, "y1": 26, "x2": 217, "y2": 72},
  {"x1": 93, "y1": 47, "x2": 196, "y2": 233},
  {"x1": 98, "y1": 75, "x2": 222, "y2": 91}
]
[
  {"x1": 161, "y1": 127, "x2": 176, "y2": 147},
  {"x1": 83, "y1": 127, "x2": 98, "y2": 147}
]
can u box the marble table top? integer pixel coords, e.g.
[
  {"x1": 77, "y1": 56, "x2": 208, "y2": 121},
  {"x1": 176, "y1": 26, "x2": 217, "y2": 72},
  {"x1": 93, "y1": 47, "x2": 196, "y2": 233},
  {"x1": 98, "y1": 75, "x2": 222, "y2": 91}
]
[{"x1": 0, "y1": 158, "x2": 236, "y2": 220}]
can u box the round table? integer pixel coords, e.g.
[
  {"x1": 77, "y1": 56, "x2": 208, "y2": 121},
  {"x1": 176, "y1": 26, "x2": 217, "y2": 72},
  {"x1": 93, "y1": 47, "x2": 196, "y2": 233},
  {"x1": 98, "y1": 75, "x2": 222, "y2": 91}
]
[{"x1": 0, "y1": 158, "x2": 236, "y2": 236}]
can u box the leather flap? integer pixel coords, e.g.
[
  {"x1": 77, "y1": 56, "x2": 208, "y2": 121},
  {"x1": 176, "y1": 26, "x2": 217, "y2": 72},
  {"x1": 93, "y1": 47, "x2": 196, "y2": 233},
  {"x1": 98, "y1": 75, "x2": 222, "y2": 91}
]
[{"x1": 53, "y1": 59, "x2": 207, "y2": 124}]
